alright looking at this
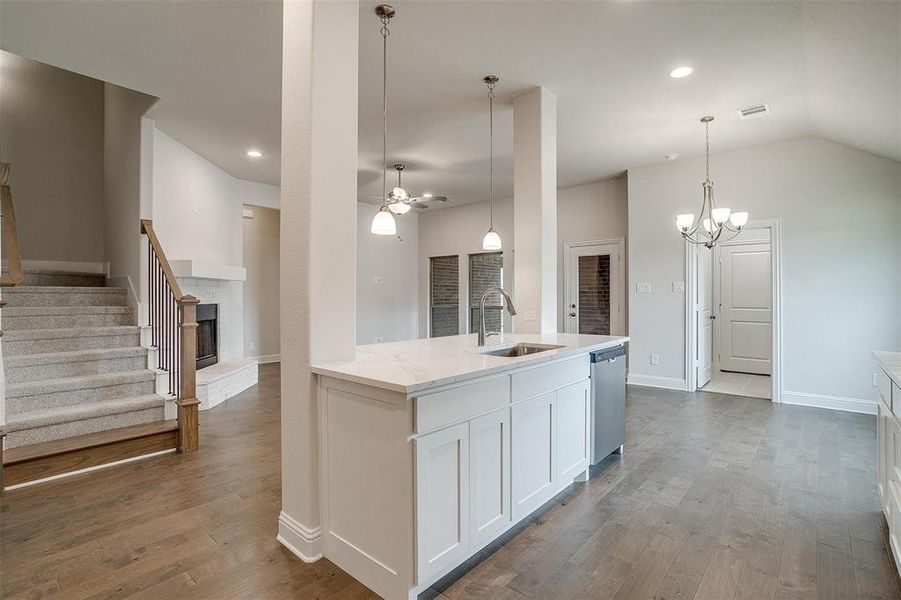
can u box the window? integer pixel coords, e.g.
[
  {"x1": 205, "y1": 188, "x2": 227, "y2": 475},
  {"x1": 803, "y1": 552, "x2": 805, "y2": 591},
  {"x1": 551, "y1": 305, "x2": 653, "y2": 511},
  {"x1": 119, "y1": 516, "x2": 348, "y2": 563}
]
[
  {"x1": 469, "y1": 252, "x2": 504, "y2": 334},
  {"x1": 430, "y1": 255, "x2": 459, "y2": 337}
]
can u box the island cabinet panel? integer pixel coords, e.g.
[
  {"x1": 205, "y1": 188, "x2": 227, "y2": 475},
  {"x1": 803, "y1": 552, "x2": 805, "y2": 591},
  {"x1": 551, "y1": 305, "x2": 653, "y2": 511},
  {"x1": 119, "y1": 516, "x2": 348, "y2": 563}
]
[
  {"x1": 511, "y1": 355, "x2": 589, "y2": 403},
  {"x1": 416, "y1": 422, "x2": 471, "y2": 582},
  {"x1": 555, "y1": 380, "x2": 591, "y2": 483},
  {"x1": 879, "y1": 400, "x2": 889, "y2": 512},
  {"x1": 511, "y1": 392, "x2": 556, "y2": 521},
  {"x1": 470, "y1": 408, "x2": 511, "y2": 547},
  {"x1": 415, "y1": 375, "x2": 510, "y2": 434}
]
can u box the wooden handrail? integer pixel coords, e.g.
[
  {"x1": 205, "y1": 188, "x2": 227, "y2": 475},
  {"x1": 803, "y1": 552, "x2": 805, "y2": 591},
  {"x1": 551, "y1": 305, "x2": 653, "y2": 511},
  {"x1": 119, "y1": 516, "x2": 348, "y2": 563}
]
[
  {"x1": 140, "y1": 219, "x2": 185, "y2": 301},
  {"x1": 140, "y1": 218, "x2": 200, "y2": 453},
  {"x1": 0, "y1": 162, "x2": 23, "y2": 287}
]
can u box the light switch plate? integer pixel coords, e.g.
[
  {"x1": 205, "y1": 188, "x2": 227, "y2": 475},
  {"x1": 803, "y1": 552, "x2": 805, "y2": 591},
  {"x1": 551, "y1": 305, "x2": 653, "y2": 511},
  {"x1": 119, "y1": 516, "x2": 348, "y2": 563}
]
[
  {"x1": 673, "y1": 281, "x2": 685, "y2": 293},
  {"x1": 650, "y1": 354, "x2": 659, "y2": 366},
  {"x1": 373, "y1": 276, "x2": 383, "y2": 284},
  {"x1": 636, "y1": 282, "x2": 652, "y2": 294}
]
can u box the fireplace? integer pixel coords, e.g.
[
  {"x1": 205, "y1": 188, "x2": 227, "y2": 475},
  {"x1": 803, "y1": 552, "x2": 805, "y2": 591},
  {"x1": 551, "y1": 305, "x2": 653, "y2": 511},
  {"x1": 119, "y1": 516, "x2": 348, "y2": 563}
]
[{"x1": 196, "y1": 304, "x2": 219, "y2": 370}]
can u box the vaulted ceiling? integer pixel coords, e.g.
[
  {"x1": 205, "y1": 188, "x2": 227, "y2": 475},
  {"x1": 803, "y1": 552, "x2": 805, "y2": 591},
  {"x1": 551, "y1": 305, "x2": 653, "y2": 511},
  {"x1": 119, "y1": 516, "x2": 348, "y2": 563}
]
[{"x1": 2, "y1": 1, "x2": 898, "y2": 205}]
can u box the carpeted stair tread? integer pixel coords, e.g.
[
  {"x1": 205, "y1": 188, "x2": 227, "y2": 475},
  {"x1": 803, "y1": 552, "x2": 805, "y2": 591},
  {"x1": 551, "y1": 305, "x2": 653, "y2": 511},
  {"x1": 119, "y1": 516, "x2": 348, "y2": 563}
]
[
  {"x1": 6, "y1": 370, "x2": 156, "y2": 399},
  {"x1": 5, "y1": 395, "x2": 167, "y2": 432},
  {"x1": 3, "y1": 325, "x2": 140, "y2": 341},
  {"x1": 5, "y1": 347, "x2": 147, "y2": 368},
  {"x1": 4, "y1": 285, "x2": 127, "y2": 294},
  {"x1": 3, "y1": 305, "x2": 133, "y2": 316}
]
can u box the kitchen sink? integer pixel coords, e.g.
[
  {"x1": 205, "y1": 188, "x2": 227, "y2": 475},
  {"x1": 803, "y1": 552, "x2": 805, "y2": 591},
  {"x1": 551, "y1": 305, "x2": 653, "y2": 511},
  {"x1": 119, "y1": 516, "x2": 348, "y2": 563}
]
[{"x1": 480, "y1": 343, "x2": 564, "y2": 358}]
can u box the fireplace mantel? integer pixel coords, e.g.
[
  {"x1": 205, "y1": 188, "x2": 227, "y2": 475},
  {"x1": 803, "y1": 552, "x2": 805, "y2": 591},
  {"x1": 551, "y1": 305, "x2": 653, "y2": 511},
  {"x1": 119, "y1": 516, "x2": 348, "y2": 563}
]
[{"x1": 170, "y1": 260, "x2": 246, "y2": 282}]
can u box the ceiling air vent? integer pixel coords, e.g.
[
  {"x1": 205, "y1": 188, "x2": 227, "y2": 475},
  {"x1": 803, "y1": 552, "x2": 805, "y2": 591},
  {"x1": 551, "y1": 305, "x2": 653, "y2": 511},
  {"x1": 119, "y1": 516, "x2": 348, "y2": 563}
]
[{"x1": 737, "y1": 103, "x2": 771, "y2": 120}]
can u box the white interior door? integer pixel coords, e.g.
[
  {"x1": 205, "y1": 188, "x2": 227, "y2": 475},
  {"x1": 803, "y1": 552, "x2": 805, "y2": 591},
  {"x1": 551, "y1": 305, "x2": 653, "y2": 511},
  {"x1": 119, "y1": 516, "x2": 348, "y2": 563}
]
[
  {"x1": 718, "y1": 241, "x2": 772, "y2": 375},
  {"x1": 563, "y1": 240, "x2": 624, "y2": 335},
  {"x1": 696, "y1": 246, "x2": 713, "y2": 387}
]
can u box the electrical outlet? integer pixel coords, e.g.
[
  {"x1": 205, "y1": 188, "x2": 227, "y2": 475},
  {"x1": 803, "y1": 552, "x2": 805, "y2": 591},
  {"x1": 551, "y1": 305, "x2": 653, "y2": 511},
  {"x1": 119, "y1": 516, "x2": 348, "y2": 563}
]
[
  {"x1": 373, "y1": 276, "x2": 383, "y2": 284},
  {"x1": 523, "y1": 310, "x2": 538, "y2": 322},
  {"x1": 650, "y1": 354, "x2": 659, "y2": 366},
  {"x1": 873, "y1": 373, "x2": 878, "y2": 387},
  {"x1": 636, "y1": 282, "x2": 651, "y2": 294},
  {"x1": 249, "y1": 342, "x2": 256, "y2": 351},
  {"x1": 673, "y1": 281, "x2": 685, "y2": 293}
]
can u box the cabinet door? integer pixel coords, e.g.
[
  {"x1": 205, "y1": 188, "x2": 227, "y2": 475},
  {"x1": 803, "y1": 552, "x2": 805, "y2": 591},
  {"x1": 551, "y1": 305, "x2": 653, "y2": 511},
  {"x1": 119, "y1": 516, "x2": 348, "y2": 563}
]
[
  {"x1": 511, "y1": 392, "x2": 556, "y2": 521},
  {"x1": 555, "y1": 379, "x2": 591, "y2": 485},
  {"x1": 416, "y1": 422, "x2": 470, "y2": 582},
  {"x1": 470, "y1": 409, "x2": 511, "y2": 547}
]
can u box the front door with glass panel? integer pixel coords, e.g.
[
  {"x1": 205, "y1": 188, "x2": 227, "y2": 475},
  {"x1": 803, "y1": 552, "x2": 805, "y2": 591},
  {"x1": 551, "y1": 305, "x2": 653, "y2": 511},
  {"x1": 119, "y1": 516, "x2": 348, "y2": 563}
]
[{"x1": 563, "y1": 240, "x2": 624, "y2": 335}]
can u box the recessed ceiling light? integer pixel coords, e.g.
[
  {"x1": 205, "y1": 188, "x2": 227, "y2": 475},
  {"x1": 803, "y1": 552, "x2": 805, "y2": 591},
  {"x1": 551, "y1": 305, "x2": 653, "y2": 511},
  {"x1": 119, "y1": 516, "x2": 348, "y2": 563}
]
[
  {"x1": 670, "y1": 66, "x2": 693, "y2": 79},
  {"x1": 422, "y1": 192, "x2": 433, "y2": 198},
  {"x1": 665, "y1": 154, "x2": 679, "y2": 161},
  {"x1": 246, "y1": 149, "x2": 263, "y2": 158}
]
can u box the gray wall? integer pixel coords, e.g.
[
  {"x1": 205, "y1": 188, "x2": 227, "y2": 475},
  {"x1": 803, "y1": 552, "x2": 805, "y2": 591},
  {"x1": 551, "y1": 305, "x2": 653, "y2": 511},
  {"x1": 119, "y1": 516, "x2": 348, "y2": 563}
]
[
  {"x1": 0, "y1": 51, "x2": 106, "y2": 264},
  {"x1": 243, "y1": 205, "x2": 281, "y2": 359}
]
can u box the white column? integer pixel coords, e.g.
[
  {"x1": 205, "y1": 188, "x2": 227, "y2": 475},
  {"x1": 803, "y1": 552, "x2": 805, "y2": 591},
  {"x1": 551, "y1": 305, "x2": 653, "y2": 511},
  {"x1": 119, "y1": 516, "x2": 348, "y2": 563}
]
[
  {"x1": 513, "y1": 87, "x2": 557, "y2": 334},
  {"x1": 278, "y1": 0, "x2": 358, "y2": 562}
]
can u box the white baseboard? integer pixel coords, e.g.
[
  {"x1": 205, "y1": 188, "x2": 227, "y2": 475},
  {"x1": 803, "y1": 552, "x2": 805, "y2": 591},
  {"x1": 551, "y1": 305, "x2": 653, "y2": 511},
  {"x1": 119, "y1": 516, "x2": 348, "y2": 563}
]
[
  {"x1": 248, "y1": 354, "x2": 281, "y2": 364},
  {"x1": 627, "y1": 373, "x2": 687, "y2": 391},
  {"x1": 277, "y1": 511, "x2": 322, "y2": 563},
  {"x1": 782, "y1": 391, "x2": 876, "y2": 415}
]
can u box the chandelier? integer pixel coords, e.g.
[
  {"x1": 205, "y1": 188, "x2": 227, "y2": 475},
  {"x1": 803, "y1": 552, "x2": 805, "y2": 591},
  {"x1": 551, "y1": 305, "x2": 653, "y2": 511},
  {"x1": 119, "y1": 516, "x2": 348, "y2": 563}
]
[{"x1": 675, "y1": 116, "x2": 748, "y2": 248}]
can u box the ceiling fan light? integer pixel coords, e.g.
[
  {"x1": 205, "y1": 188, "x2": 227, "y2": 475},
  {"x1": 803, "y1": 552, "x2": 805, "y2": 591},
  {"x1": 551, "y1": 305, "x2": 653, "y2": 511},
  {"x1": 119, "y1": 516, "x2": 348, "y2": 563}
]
[
  {"x1": 388, "y1": 200, "x2": 411, "y2": 215},
  {"x1": 729, "y1": 211, "x2": 749, "y2": 228},
  {"x1": 711, "y1": 207, "x2": 731, "y2": 225},
  {"x1": 371, "y1": 206, "x2": 397, "y2": 235},
  {"x1": 391, "y1": 186, "x2": 409, "y2": 201},
  {"x1": 676, "y1": 213, "x2": 695, "y2": 232},
  {"x1": 482, "y1": 228, "x2": 502, "y2": 251}
]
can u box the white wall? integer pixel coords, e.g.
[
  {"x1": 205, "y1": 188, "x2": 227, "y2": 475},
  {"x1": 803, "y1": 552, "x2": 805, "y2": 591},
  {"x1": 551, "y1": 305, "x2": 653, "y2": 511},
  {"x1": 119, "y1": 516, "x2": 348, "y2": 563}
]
[
  {"x1": 415, "y1": 179, "x2": 629, "y2": 338},
  {"x1": 152, "y1": 128, "x2": 243, "y2": 266},
  {"x1": 357, "y1": 203, "x2": 419, "y2": 344},
  {"x1": 556, "y1": 178, "x2": 629, "y2": 331},
  {"x1": 628, "y1": 136, "x2": 901, "y2": 405},
  {"x1": 244, "y1": 205, "x2": 281, "y2": 359},
  {"x1": 0, "y1": 51, "x2": 106, "y2": 265}
]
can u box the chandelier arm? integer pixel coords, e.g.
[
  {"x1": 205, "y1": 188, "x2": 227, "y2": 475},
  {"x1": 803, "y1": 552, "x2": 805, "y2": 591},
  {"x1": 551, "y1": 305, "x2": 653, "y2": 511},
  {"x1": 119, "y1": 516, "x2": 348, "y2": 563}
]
[{"x1": 682, "y1": 232, "x2": 713, "y2": 246}]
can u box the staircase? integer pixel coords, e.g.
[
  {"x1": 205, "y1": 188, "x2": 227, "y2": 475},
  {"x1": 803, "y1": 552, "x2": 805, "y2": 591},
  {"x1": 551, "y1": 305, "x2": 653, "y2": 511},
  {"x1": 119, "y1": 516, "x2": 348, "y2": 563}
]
[{"x1": 3, "y1": 271, "x2": 167, "y2": 448}]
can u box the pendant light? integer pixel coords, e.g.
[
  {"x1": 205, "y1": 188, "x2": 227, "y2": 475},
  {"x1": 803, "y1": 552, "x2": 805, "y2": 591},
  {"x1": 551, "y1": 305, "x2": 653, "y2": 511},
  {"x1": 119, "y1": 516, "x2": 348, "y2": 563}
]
[
  {"x1": 481, "y1": 75, "x2": 502, "y2": 251},
  {"x1": 371, "y1": 5, "x2": 398, "y2": 236},
  {"x1": 675, "y1": 116, "x2": 748, "y2": 248},
  {"x1": 387, "y1": 163, "x2": 412, "y2": 215}
]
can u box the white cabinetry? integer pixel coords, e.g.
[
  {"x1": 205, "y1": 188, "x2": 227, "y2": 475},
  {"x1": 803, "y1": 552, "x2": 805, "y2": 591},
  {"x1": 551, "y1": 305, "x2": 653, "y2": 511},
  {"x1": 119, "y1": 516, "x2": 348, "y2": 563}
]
[
  {"x1": 470, "y1": 408, "x2": 511, "y2": 547},
  {"x1": 415, "y1": 422, "x2": 470, "y2": 581},
  {"x1": 511, "y1": 392, "x2": 557, "y2": 521},
  {"x1": 555, "y1": 379, "x2": 591, "y2": 483},
  {"x1": 876, "y1": 360, "x2": 901, "y2": 576}
]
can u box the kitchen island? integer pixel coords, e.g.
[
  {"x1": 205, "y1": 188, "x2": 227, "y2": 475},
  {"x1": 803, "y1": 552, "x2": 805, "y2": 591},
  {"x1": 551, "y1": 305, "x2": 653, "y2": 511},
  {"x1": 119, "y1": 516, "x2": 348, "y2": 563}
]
[{"x1": 311, "y1": 332, "x2": 629, "y2": 600}]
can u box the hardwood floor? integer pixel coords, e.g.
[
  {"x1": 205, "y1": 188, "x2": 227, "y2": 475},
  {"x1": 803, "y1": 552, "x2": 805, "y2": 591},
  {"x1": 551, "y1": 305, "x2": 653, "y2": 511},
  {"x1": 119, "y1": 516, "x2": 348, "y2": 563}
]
[{"x1": 2, "y1": 363, "x2": 899, "y2": 599}]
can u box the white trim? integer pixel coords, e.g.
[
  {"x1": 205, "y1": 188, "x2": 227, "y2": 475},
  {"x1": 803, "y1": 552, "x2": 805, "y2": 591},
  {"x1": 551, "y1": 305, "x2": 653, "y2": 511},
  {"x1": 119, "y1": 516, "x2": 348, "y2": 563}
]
[
  {"x1": 3, "y1": 448, "x2": 176, "y2": 491},
  {"x1": 170, "y1": 260, "x2": 247, "y2": 282},
  {"x1": 685, "y1": 218, "x2": 783, "y2": 403},
  {"x1": 782, "y1": 391, "x2": 876, "y2": 415},
  {"x1": 562, "y1": 238, "x2": 625, "y2": 336},
  {"x1": 627, "y1": 374, "x2": 687, "y2": 391},
  {"x1": 247, "y1": 354, "x2": 281, "y2": 364},
  {"x1": 277, "y1": 511, "x2": 323, "y2": 563}
]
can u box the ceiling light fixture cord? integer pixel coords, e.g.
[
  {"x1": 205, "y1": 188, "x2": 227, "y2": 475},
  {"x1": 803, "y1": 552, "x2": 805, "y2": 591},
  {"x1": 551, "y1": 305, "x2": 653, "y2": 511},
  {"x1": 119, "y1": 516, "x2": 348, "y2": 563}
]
[
  {"x1": 381, "y1": 12, "x2": 390, "y2": 207},
  {"x1": 487, "y1": 77, "x2": 495, "y2": 229}
]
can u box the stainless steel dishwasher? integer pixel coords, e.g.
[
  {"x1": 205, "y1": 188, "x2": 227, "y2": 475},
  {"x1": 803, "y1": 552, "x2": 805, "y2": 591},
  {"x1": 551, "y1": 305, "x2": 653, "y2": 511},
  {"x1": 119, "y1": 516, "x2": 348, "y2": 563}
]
[{"x1": 590, "y1": 345, "x2": 626, "y2": 465}]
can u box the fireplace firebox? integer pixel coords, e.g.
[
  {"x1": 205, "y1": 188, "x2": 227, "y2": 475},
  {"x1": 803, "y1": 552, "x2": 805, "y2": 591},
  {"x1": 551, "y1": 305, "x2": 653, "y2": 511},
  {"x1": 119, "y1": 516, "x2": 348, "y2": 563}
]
[{"x1": 196, "y1": 304, "x2": 219, "y2": 370}]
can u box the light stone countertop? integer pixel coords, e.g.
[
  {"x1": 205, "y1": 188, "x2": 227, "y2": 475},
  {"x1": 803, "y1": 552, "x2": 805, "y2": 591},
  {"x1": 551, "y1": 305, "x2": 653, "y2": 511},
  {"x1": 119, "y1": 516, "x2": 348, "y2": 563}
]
[
  {"x1": 312, "y1": 332, "x2": 629, "y2": 394},
  {"x1": 874, "y1": 351, "x2": 901, "y2": 388}
]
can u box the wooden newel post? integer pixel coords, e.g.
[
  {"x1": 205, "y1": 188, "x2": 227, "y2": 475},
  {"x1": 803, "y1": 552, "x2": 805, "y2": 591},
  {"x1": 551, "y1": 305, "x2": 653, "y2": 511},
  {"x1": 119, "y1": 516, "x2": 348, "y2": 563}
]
[{"x1": 177, "y1": 295, "x2": 201, "y2": 453}]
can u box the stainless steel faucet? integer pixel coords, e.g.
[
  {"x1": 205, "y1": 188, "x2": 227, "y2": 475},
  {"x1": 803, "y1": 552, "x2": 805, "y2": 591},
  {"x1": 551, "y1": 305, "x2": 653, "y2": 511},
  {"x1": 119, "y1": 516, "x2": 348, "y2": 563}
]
[{"x1": 478, "y1": 287, "x2": 517, "y2": 346}]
